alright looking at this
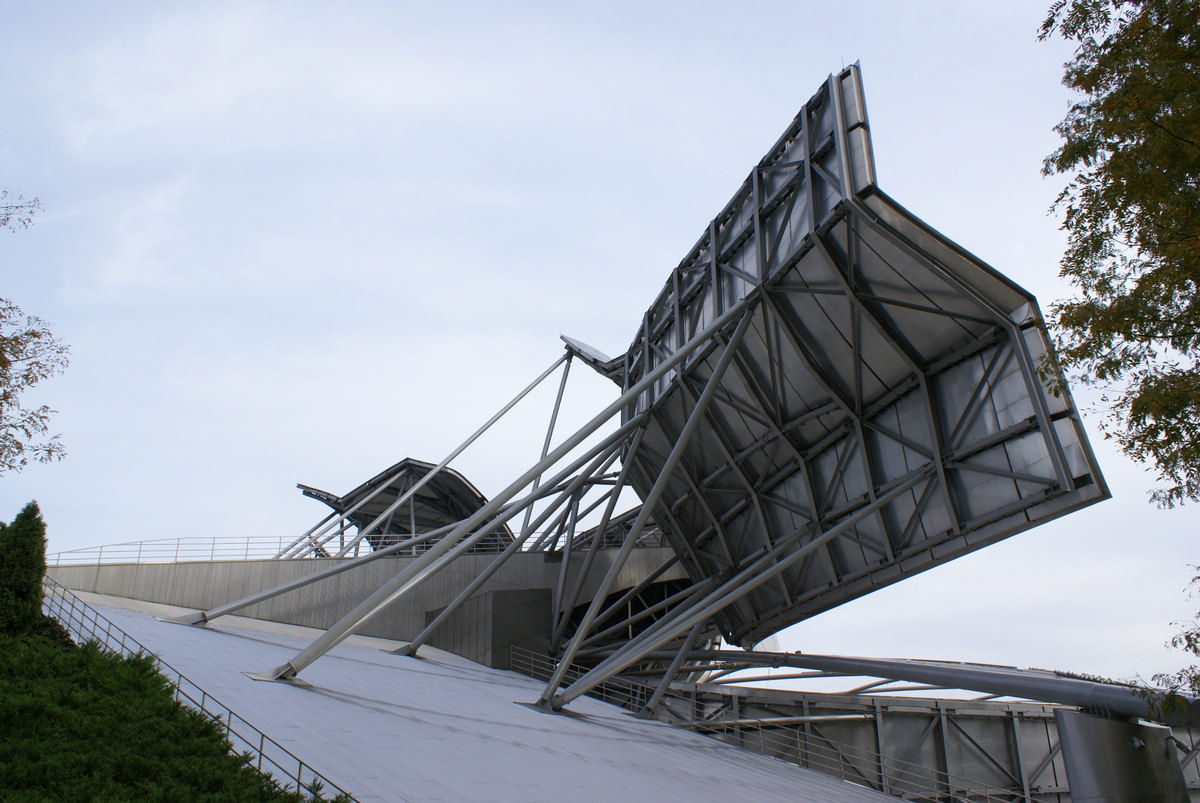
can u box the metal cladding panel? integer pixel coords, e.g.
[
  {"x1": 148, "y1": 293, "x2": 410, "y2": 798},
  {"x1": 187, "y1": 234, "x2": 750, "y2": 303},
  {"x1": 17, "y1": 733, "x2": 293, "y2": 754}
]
[
  {"x1": 615, "y1": 66, "x2": 1108, "y2": 647},
  {"x1": 300, "y1": 457, "x2": 515, "y2": 552}
]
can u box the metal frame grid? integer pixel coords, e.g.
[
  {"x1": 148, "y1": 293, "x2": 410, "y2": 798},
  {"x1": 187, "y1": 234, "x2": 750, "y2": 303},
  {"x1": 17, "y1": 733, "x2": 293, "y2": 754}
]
[{"x1": 171, "y1": 67, "x2": 1109, "y2": 727}]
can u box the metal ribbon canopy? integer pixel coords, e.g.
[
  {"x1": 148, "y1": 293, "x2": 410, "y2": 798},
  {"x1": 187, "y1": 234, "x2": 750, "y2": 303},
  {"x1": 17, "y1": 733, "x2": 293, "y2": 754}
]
[
  {"x1": 194, "y1": 66, "x2": 1106, "y2": 712},
  {"x1": 605, "y1": 65, "x2": 1107, "y2": 651}
]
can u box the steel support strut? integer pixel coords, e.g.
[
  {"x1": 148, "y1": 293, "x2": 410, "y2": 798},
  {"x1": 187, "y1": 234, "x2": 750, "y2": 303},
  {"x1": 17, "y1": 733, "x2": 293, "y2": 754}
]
[
  {"x1": 274, "y1": 353, "x2": 570, "y2": 560},
  {"x1": 255, "y1": 303, "x2": 749, "y2": 681},
  {"x1": 167, "y1": 519, "x2": 464, "y2": 625},
  {"x1": 547, "y1": 472, "x2": 927, "y2": 710},
  {"x1": 549, "y1": 428, "x2": 646, "y2": 651},
  {"x1": 393, "y1": 441, "x2": 623, "y2": 657},
  {"x1": 254, "y1": 415, "x2": 645, "y2": 681},
  {"x1": 333, "y1": 352, "x2": 573, "y2": 558},
  {"x1": 538, "y1": 313, "x2": 754, "y2": 708}
]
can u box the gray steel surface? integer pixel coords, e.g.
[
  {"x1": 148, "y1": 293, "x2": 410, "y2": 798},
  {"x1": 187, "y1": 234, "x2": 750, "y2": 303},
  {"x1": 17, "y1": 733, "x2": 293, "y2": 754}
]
[
  {"x1": 162, "y1": 65, "x2": 1108, "y2": 703},
  {"x1": 68, "y1": 592, "x2": 896, "y2": 803},
  {"x1": 593, "y1": 64, "x2": 1107, "y2": 648},
  {"x1": 299, "y1": 457, "x2": 514, "y2": 554}
]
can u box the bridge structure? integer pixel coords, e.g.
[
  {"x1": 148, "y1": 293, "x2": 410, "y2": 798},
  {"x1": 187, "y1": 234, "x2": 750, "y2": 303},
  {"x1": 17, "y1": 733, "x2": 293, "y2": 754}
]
[{"x1": 47, "y1": 66, "x2": 1199, "y2": 799}]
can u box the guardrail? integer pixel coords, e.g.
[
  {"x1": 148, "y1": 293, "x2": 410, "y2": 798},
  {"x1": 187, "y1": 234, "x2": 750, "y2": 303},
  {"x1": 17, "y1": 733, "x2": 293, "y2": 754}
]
[
  {"x1": 49, "y1": 536, "x2": 301, "y2": 565},
  {"x1": 40, "y1": 576, "x2": 357, "y2": 802},
  {"x1": 48, "y1": 529, "x2": 671, "y2": 567},
  {"x1": 510, "y1": 646, "x2": 1037, "y2": 802}
]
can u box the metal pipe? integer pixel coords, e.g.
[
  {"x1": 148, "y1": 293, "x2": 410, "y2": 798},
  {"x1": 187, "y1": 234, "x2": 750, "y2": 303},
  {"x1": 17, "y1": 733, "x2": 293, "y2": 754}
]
[
  {"x1": 690, "y1": 715, "x2": 872, "y2": 729},
  {"x1": 550, "y1": 428, "x2": 646, "y2": 651},
  {"x1": 685, "y1": 650, "x2": 1200, "y2": 726},
  {"x1": 642, "y1": 622, "x2": 705, "y2": 716},
  {"x1": 256, "y1": 414, "x2": 649, "y2": 681},
  {"x1": 520, "y1": 354, "x2": 573, "y2": 540},
  {"x1": 395, "y1": 443, "x2": 623, "y2": 656},
  {"x1": 166, "y1": 521, "x2": 462, "y2": 625},
  {"x1": 540, "y1": 313, "x2": 753, "y2": 705},
  {"x1": 580, "y1": 579, "x2": 712, "y2": 649},
  {"x1": 274, "y1": 510, "x2": 339, "y2": 559},
  {"x1": 334, "y1": 352, "x2": 572, "y2": 557},
  {"x1": 551, "y1": 472, "x2": 927, "y2": 709},
  {"x1": 257, "y1": 303, "x2": 746, "y2": 680}
]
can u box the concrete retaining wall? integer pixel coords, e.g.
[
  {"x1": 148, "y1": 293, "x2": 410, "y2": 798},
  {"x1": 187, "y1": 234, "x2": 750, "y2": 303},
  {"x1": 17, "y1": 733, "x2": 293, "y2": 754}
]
[{"x1": 48, "y1": 547, "x2": 682, "y2": 643}]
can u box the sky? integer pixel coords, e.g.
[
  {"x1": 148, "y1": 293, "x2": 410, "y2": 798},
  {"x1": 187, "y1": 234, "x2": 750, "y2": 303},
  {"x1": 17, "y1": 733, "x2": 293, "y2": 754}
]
[{"x1": 1, "y1": 2, "x2": 1195, "y2": 687}]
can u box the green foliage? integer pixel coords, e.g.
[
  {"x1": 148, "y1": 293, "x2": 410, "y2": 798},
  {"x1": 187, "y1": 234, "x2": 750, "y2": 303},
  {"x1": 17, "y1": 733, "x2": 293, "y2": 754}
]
[
  {"x1": 1152, "y1": 572, "x2": 1200, "y2": 704},
  {"x1": 0, "y1": 636, "x2": 325, "y2": 802},
  {"x1": 1, "y1": 191, "x2": 69, "y2": 475},
  {"x1": 0, "y1": 502, "x2": 347, "y2": 801},
  {"x1": 1040, "y1": 0, "x2": 1200, "y2": 506},
  {"x1": 0, "y1": 298, "x2": 70, "y2": 474},
  {"x1": 0, "y1": 502, "x2": 48, "y2": 634}
]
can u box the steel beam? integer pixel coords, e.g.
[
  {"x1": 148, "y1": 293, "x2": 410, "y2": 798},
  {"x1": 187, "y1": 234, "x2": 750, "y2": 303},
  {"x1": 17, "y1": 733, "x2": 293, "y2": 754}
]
[
  {"x1": 394, "y1": 440, "x2": 623, "y2": 657},
  {"x1": 256, "y1": 304, "x2": 749, "y2": 680},
  {"x1": 333, "y1": 352, "x2": 572, "y2": 557},
  {"x1": 549, "y1": 474, "x2": 926, "y2": 709},
  {"x1": 538, "y1": 313, "x2": 754, "y2": 706},
  {"x1": 254, "y1": 413, "x2": 646, "y2": 681}
]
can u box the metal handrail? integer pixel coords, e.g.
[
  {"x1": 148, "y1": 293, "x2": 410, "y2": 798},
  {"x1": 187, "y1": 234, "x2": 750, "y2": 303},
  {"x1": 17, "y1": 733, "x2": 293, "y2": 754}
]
[
  {"x1": 40, "y1": 576, "x2": 357, "y2": 802},
  {"x1": 48, "y1": 530, "x2": 671, "y2": 567},
  {"x1": 49, "y1": 536, "x2": 301, "y2": 566},
  {"x1": 510, "y1": 646, "x2": 1035, "y2": 802}
]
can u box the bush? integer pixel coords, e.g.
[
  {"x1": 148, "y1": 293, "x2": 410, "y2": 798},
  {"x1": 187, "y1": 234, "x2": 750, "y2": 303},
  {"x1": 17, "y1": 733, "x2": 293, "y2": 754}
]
[
  {"x1": 0, "y1": 636, "x2": 321, "y2": 802},
  {"x1": 0, "y1": 501, "x2": 48, "y2": 633},
  {"x1": 0, "y1": 502, "x2": 346, "y2": 801}
]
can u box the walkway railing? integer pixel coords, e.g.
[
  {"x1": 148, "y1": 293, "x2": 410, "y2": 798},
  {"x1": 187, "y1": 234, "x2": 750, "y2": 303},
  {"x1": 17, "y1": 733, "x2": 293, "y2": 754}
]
[
  {"x1": 510, "y1": 646, "x2": 1039, "y2": 802},
  {"x1": 40, "y1": 576, "x2": 357, "y2": 802},
  {"x1": 49, "y1": 536, "x2": 301, "y2": 565},
  {"x1": 48, "y1": 529, "x2": 670, "y2": 567}
]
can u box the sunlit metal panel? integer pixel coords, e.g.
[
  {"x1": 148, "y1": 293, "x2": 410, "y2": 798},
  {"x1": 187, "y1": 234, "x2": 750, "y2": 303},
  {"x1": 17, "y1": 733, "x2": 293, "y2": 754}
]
[{"x1": 614, "y1": 65, "x2": 1108, "y2": 648}]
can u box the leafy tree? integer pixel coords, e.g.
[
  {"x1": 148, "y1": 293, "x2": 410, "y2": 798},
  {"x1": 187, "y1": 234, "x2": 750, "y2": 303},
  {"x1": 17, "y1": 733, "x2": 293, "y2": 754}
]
[
  {"x1": 0, "y1": 502, "x2": 49, "y2": 635},
  {"x1": 1039, "y1": 0, "x2": 1200, "y2": 506},
  {"x1": 1153, "y1": 571, "x2": 1200, "y2": 704},
  {"x1": 0, "y1": 190, "x2": 40, "y2": 231},
  {"x1": 1, "y1": 192, "x2": 69, "y2": 475}
]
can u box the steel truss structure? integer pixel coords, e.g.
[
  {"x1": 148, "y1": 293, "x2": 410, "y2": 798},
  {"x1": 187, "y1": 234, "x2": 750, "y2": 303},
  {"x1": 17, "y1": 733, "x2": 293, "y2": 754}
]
[
  {"x1": 178, "y1": 66, "x2": 1113, "y2": 727},
  {"x1": 509, "y1": 644, "x2": 1200, "y2": 801}
]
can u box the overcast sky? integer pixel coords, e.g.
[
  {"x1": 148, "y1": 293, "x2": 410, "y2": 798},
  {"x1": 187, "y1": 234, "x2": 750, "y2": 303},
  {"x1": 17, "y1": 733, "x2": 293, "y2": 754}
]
[{"x1": 2, "y1": 2, "x2": 1195, "y2": 685}]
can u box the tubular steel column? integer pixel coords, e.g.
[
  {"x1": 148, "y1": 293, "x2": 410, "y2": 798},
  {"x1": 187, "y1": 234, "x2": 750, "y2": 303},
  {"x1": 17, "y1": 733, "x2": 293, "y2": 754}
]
[
  {"x1": 393, "y1": 443, "x2": 623, "y2": 657},
  {"x1": 167, "y1": 520, "x2": 461, "y2": 625},
  {"x1": 549, "y1": 472, "x2": 927, "y2": 709},
  {"x1": 538, "y1": 314, "x2": 753, "y2": 708},
  {"x1": 254, "y1": 415, "x2": 645, "y2": 681},
  {"x1": 256, "y1": 304, "x2": 747, "y2": 681},
  {"x1": 519, "y1": 354, "x2": 572, "y2": 541},
  {"x1": 274, "y1": 353, "x2": 569, "y2": 560},
  {"x1": 550, "y1": 428, "x2": 647, "y2": 652},
  {"x1": 333, "y1": 352, "x2": 573, "y2": 558},
  {"x1": 640, "y1": 621, "x2": 705, "y2": 717}
]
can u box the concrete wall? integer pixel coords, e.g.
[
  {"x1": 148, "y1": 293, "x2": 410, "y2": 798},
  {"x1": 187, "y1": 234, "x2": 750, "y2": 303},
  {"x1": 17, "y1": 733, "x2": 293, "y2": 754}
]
[
  {"x1": 48, "y1": 547, "x2": 681, "y2": 643},
  {"x1": 425, "y1": 588, "x2": 552, "y2": 669}
]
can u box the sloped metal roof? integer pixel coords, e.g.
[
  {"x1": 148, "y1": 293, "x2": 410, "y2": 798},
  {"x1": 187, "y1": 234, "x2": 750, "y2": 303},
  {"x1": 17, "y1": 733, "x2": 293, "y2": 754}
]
[{"x1": 80, "y1": 593, "x2": 893, "y2": 803}]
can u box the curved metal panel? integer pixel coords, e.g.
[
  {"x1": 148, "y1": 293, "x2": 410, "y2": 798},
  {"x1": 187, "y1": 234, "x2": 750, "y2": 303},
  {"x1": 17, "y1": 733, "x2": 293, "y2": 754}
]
[
  {"x1": 300, "y1": 457, "x2": 515, "y2": 553},
  {"x1": 613, "y1": 65, "x2": 1108, "y2": 647}
]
